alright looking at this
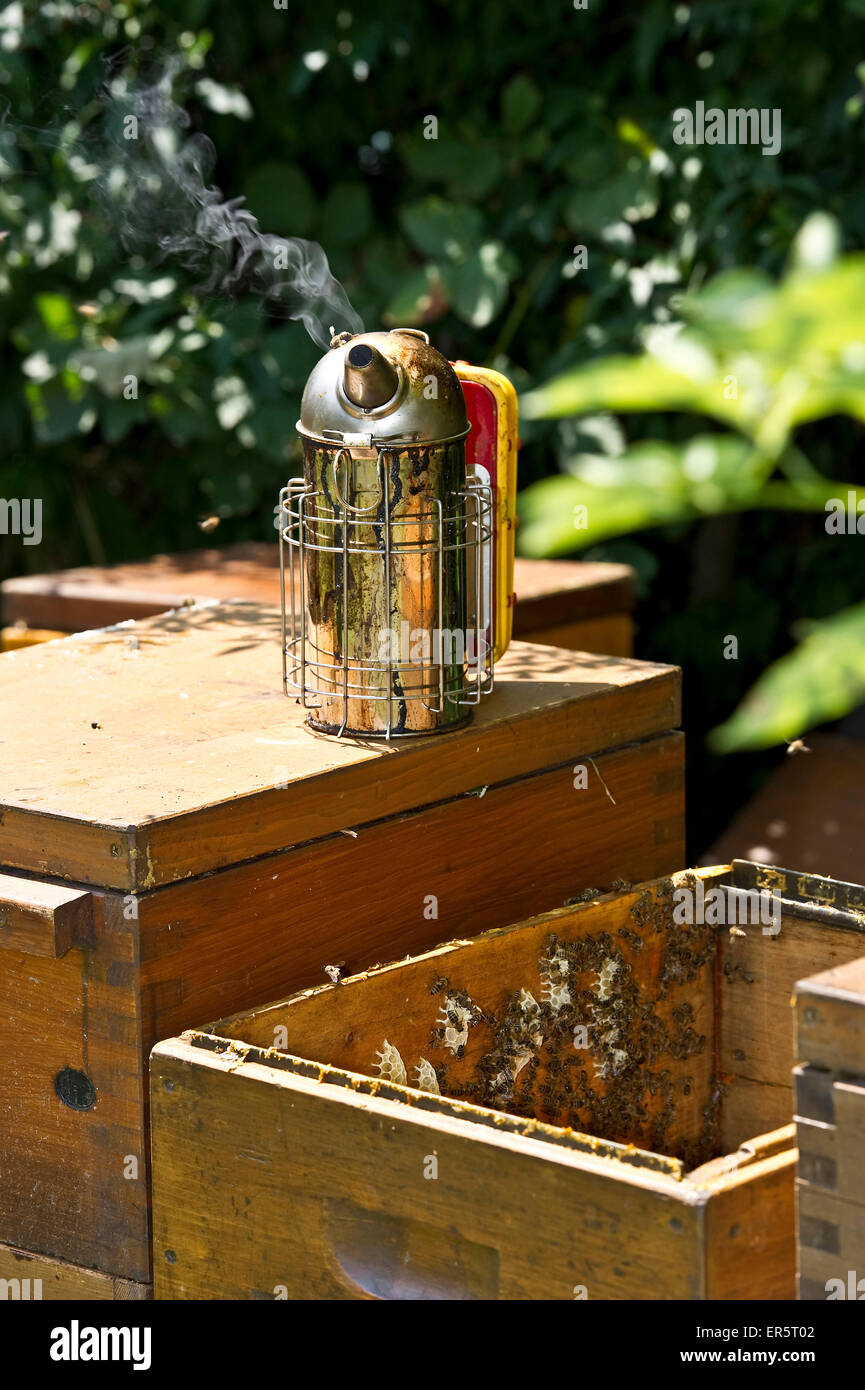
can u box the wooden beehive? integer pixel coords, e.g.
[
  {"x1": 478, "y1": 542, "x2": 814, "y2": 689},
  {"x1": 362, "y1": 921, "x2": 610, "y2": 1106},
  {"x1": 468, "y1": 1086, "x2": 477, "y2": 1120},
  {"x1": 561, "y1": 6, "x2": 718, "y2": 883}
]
[
  {"x1": 794, "y1": 947, "x2": 865, "y2": 1301},
  {"x1": 150, "y1": 863, "x2": 865, "y2": 1301},
  {"x1": 0, "y1": 600, "x2": 681, "y2": 1298},
  {"x1": 0, "y1": 544, "x2": 635, "y2": 656}
]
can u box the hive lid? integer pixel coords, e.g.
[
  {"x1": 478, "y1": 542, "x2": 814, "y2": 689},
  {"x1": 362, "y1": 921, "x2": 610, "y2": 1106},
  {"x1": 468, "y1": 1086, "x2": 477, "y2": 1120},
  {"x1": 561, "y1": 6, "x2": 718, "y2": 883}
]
[{"x1": 0, "y1": 600, "x2": 680, "y2": 891}]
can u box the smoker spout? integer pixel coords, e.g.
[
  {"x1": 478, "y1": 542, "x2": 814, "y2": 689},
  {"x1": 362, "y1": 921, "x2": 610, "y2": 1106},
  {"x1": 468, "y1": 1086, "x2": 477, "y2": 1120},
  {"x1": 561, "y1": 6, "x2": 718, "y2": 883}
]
[{"x1": 343, "y1": 342, "x2": 399, "y2": 409}]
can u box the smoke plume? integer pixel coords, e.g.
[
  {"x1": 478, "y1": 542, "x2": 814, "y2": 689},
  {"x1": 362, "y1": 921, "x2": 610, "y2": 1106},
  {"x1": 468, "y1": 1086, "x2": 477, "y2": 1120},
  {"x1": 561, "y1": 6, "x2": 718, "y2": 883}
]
[{"x1": 100, "y1": 63, "x2": 363, "y2": 348}]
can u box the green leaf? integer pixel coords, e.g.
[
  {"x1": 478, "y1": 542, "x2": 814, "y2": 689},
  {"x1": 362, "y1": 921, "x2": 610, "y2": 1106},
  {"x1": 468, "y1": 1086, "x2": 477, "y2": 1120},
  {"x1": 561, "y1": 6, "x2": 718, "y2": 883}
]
[
  {"x1": 710, "y1": 601, "x2": 865, "y2": 751},
  {"x1": 244, "y1": 162, "x2": 316, "y2": 237},
  {"x1": 101, "y1": 393, "x2": 150, "y2": 443},
  {"x1": 399, "y1": 197, "x2": 482, "y2": 262},
  {"x1": 25, "y1": 374, "x2": 96, "y2": 444},
  {"x1": 72, "y1": 335, "x2": 168, "y2": 397},
  {"x1": 320, "y1": 182, "x2": 373, "y2": 245},
  {"x1": 401, "y1": 135, "x2": 505, "y2": 199},
  {"x1": 501, "y1": 75, "x2": 542, "y2": 134},
  {"x1": 521, "y1": 346, "x2": 743, "y2": 429},
  {"x1": 384, "y1": 264, "x2": 446, "y2": 323},
  {"x1": 35, "y1": 292, "x2": 78, "y2": 341},
  {"x1": 565, "y1": 165, "x2": 658, "y2": 236},
  {"x1": 517, "y1": 435, "x2": 757, "y2": 555},
  {"x1": 261, "y1": 326, "x2": 318, "y2": 384},
  {"x1": 441, "y1": 241, "x2": 514, "y2": 327},
  {"x1": 232, "y1": 401, "x2": 293, "y2": 463}
]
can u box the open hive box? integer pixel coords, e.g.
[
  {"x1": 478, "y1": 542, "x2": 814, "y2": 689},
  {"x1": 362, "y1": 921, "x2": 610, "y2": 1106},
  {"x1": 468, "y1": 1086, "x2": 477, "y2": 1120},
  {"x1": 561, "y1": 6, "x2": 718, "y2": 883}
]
[{"x1": 151, "y1": 863, "x2": 865, "y2": 1301}]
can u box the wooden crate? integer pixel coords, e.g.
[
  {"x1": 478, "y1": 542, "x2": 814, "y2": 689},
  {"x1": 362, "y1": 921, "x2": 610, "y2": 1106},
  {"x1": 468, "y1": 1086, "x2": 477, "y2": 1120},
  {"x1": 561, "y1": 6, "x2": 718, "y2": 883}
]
[
  {"x1": 150, "y1": 862, "x2": 865, "y2": 1300},
  {"x1": 794, "y1": 950, "x2": 865, "y2": 1300},
  {"x1": 0, "y1": 543, "x2": 635, "y2": 655},
  {"x1": 0, "y1": 1242, "x2": 148, "y2": 1301},
  {"x1": 0, "y1": 599, "x2": 680, "y2": 1295}
]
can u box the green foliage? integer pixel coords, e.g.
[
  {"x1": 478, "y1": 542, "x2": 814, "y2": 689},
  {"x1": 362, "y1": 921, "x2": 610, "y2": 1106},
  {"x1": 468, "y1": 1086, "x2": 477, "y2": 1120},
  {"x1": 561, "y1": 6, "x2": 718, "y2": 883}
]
[
  {"x1": 712, "y1": 603, "x2": 865, "y2": 752},
  {"x1": 519, "y1": 220, "x2": 865, "y2": 752},
  {"x1": 4, "y1": 0, "x2": 865, "y2": 568}
]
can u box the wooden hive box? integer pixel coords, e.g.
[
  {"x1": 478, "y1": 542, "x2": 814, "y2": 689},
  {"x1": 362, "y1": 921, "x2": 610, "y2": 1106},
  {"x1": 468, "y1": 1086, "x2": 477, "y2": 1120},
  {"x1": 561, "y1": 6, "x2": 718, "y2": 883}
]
[
  {"x1": 794, "y1": 947, "x2": 865, "y2": 1301},
  {"x1": 150, "y1": 862, "x2": 865, "y2": 1301},
  {"x1": 0, "y1": 600, "x2": 681, "y2": 1298},
  {"x1": 1, "y1": 544, "x2": 635, "y2": 656}
]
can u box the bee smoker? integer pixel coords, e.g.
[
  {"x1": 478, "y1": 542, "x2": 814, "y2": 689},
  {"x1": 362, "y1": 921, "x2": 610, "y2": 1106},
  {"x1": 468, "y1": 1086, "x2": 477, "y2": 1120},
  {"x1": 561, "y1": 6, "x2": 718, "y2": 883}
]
[{"x1": 280, "y1": 328, "x2": 517, "y2": 738}]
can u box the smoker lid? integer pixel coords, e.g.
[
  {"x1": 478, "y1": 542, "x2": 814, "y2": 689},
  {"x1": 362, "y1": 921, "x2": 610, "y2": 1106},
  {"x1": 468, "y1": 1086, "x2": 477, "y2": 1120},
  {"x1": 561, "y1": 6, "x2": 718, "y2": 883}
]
[{"x1": 297, "y1": 328, "x2": 470, "y2": 446}]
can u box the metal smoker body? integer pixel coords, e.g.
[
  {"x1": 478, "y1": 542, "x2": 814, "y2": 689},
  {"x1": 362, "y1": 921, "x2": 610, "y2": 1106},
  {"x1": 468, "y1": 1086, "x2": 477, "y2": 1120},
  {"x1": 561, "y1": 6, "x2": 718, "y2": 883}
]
[{"x1": 281, "y1": 328, "x2": 494, "y2": 737}]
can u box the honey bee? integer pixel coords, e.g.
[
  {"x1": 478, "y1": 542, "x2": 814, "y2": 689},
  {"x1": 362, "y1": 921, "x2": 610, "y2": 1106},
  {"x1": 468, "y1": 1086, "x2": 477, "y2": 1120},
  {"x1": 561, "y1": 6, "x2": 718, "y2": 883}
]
[{"x1": 430, "y1": 977, "x2": 448, "y2": 996}]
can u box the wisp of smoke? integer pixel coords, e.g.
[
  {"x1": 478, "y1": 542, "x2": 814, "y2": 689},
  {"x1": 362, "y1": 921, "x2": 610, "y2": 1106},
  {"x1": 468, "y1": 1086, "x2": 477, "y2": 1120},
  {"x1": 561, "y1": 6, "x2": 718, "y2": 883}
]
[{"x1": 100, "y1": 63, "x2": 363, "y2": 349}]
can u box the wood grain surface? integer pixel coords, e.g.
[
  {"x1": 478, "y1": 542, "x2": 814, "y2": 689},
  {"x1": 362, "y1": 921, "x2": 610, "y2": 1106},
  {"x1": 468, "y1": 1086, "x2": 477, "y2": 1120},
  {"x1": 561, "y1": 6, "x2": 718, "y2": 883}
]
[
  {"x1": 795, "y1": 954, "x2": 865, "y2": 1075},
  {"x1": 0, "y1": 601, "x2": 679, "y2": 889},
  {"x1": 1, "y1": 543, "x2": 634, "y2": 636},
  {"x1": 151, "y1": 1036, "x2": 706, "y2": 1301},
  {"x1": 209, "y1": 869, "x2": 714, "y2": 1162},
  {"x1": 0, "y1": 892, "x2": 150, "y2": 1282},
  {"x1": 0, "y1": 1241, "x2": 149, "y2": 1300},
  {"x1": 718, "y1": 910, "x2": 865, "y2": 1150}
]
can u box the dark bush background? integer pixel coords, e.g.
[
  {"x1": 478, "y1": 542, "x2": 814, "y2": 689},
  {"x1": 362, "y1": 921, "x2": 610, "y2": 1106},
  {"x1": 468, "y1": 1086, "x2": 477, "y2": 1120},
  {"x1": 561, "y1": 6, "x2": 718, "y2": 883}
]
[{"x1": 3, "y1": 0, "x2": 865, "y2": 855}]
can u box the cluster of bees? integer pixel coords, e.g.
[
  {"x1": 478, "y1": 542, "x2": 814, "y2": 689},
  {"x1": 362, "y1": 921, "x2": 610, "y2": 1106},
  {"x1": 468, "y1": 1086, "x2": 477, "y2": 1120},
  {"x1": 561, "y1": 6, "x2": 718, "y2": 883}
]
[{"x1": 411, "y1": 884, "x2": 725, "y2": 1164}]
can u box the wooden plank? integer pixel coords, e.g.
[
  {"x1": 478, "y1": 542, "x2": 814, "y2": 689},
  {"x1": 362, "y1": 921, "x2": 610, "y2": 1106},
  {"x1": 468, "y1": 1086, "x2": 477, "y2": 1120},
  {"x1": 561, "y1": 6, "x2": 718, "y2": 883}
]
[
  {"x1": 796, "y1": 1074, "x2": 865, "y2": 1206},
  {"x1": 525, "y1": 613, "x2": 633, "y2": 657},
  {"x1": 139, "y1": 734, "x2": 685, "y2": 1043},
  {"x1": 206, "y1": 869, "x2": 714, "y2": 1163},
  {"x1": 512, "y1": 558, "x2": 634, "y2": 629},
  {"x1": 0, "y1": 543, "x2": 285, "y2": 630},
  {"x1": 0, "y1": 892, "x2": 150, "y2": 1282},
  {"x1": 702, "y1": 1143, "x2": 797, "y2": 1300},
  {"x1": 718, "y1": 910, "x2": 865, "y2": 1151},
  {"x1": 798, "y1": 1184, "x2": 865, "y2": 1291},
  {"x1": 1, "y1": 545, "x2": 634, "y2": 634},
  {"x1": 0, "y1": 601, "x2": 681, "y2": 890},
  {"x1": 795, "y1": 955, "x2": 865, "y2": 1076},
  {"x1": 5, "y1": 616, "x2": 634, "y2": 658},
  {"x1": 0, "y1": 1242, "x2": 149, "y2": 1301},
  {"x1": 150, "y1": 1036, "x2": 705, "y2": 1301},
  {"x1": 834, "y1": 1081, "x2": 865, "y2": 1204},
  {"x1": 0, "y1": 626, "x2": 66, "y2": 651},
  {"x1": 0, "y1": 872, "x2": 93, "y2": 958}
]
